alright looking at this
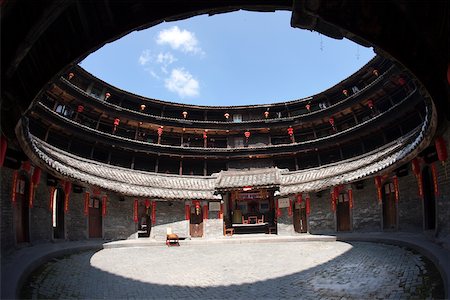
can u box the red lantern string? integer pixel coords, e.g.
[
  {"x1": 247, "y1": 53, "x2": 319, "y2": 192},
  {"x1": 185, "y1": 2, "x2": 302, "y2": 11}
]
[
  {"x1": 431, "y1": 163, "x2": 439, "y2": 196},
  {"x1": 185, "y1": 204, "x2": 190, "y2": 220},
  {"x1": 84, "y1": 192, "x2": 90, "y2": 216},
  {"x1": 102, "y1": 195, "x2": 107, "y2": 216},
  {"x1": 49, "y1": 186, "x2": 56, "y2": 212},
  {"x1": 151, "y1": 201, "x2": 156, "y2": 225},
  {"x1": 348, "y1": 189, "x2": 353, "y2": 209},
  {"x1": 64, "y1": 181, "x2": 71, "y2": 213},
  {"x1": 0, "y1": 135, "x2": 7, "y2": 167},
  {"x1": 133, "y1": 199, "x2": 138, "y2": 223},
  {"x1": 203, "y1": 204, "x2": 208, "y2": 219},
  {"x1": 306, "y1": 196, "x2": 311, "y2": 215},
  {"x1": 393, "y1": 176, "x2": 400, "y2": 202},
  {"x1": 12, "y1": 171, "x2": 18, "y2": 205},
  {"x1": 374, "y1": 176, "x2": 383, "y2": 203}
]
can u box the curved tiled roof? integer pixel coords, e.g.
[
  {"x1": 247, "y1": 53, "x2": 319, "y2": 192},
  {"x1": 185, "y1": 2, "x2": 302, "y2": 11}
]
[{"x1": 17, "y1": 98, "x2": 435, "y2": 200}]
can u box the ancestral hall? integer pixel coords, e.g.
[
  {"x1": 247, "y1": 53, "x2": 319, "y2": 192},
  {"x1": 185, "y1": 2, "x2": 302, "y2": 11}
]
[{"x1": 1, "y1": 1, "x2": 449, "y2": 248}]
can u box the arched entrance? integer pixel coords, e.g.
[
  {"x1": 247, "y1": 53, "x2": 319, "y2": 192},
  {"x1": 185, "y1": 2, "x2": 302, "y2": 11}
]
[
  {"x1": 14, "y1": 174, "x2": 30, "y2": 243},
  {"x1": 52, "y1": 188, "x2": 65, "y2": 239},
  {"x1": 382, "y1": 182, "x2": 397, "y2": 230},
  {"x1": 190, "y1": 202, "x2": 203, "y2": 238},
  {"x1": 293, "y1": 201, "x2": 307, "y2": 233},
  {"x1": 422, "y1": 166, "x2": 436, "y2": 230},
  {"x1": 89, "y1": 197, "x2": 103, "y2": 238},
  {"x1": 336, "y1": 192, "x2": 351, "y2": 231}
]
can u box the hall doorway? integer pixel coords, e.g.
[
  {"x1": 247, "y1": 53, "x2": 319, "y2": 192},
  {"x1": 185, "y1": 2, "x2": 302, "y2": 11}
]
[
  {"x1": 190, "y1": 203, "x2": 203, "y2": 237},
  {"x1": 89, "y1": 197, "x2": 102, "y2": 238},
  {"x1": 293, "y1": 201, "x2": 307, "y2": 233},
  {"x1": 382, "y1": 182, "x2": 397, "y2": 230},
  {"x1": 52, "y1": 188, "x2": 65, "y2": 239},
  {"x1": 14, "y1": 174, "x2": 30, "y2": 243},
  {"x1": 422, "y1": 166, "x2": 436, "y2": 230},
  {"x1": 336, "y1": 193, "x2": 351, "y2": 231}
]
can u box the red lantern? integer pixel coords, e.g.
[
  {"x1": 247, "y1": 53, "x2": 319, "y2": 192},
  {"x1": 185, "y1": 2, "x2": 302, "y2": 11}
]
[
  {"x1": 203, "y1": 204, "x2": 208, "y2": 220},
  {"x1": 374, "y1": 176, "x2": 382, "y2": 203},
  {"x1": 102, "y1": 195, "x2": 107, "y2": 216},
  {"x1": 435, "y1": 136, "x2": 448, "y2": 163},
  {"x1": 22, "y1": 161, "x2": 31, "y2": 173},
  {"x1": 113, "y1": 118, "x2": 120, "y2": 127},
  {"x1": 342, "y1": 89, "x2": 348, "y2": 97},
  {"x1": 140, "y1": 104, "x2": 146, "y2": 111},
  {"x1": 306, "y1": 196, "x2": 310, "y2": 215},
  {"x1": 264, "y1": 111, "x2": 269, "y2": 118},
  {"x1": 145, "y1": 199, "x2": 151, "y2": 208},
  {"x1": 203, "y1": 131, "x2": 208, "y2": 139},
  {"x1": 244, "y1": 131, "x2": 251, "y2": 138},
  {"x1": 12, "y1": 171, "x2": 18, "y2": 204},
  {"x1": 105, "y1": 92, "x2": 111, "y2": 100},
  {"x1": 68, "y1": 72, "x2": 74, "y2": 80},
  {"x1": 224, "y1": 113, "x2": 230, "y2": 119},
  {"x1": 133, "y1": 199, "x2": 138, "y2": 223},
  {"x1": 64, "y1": 181, "x2": 72, "y2": 213},
  {"x1": 77, "y1": 105, "x2": 84, "y2": 113},
  {"x1": 1, "y1": 135, "x2": 7, "y2": 167},
  {"x1": 431, "y1": 163, "x2": 439, "y2": 196},
  {"x1": 84, "y1": 192, "x2": 90, "y2": 216},
  {"x1": 348, "y1": 189, "x2": 353, "y2": 209},
  {"x1": 287, "y1": 127, "x2": 294, "y2": 136},
  {"x1": 157, "y1": 127, "x2": 163, "y2": 137},
  {"x1": 182, "y1": 111, "x2": 188, "y2": 119},
  {"x1": 393, "y1": 176, "x2": 400, "y2": 202},
  {"x1": 151, "y1": 201, "x2": 156, "y2": 225},
  {"x1": 397, "y1": 77, "x2": 406, "y2": 86},
  {"x1": 32, "y1": 167, "x2": 41, "y2": 186},
  {"x1": 328, "y1": 117, "x2": 335, "y2": 127},
  {"x1": 305, "y1": 104, "x2": 311, "y2": 111},
  {"x1": 372, "y1": 69, "x2": 379, "y2": 77},
  {"x1": 367, "y1": 100, "x2": 374, "y2": 109},
  {"x1": 185, "y1": 204, "x2": 190, "y2": 220},
  {"x1": 49, "y1": 186, "x2": 55, "y2": 212}
]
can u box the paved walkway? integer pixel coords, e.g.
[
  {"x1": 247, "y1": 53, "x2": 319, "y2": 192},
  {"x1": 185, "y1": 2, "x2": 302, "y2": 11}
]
[{"x1": 2, "y1": 232, "x2": 449, "y2": 299}]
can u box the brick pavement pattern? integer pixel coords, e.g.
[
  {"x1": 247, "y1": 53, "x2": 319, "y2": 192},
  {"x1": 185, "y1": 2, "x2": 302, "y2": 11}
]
[{"x1": 24, "y1": 241, "x2": 435, "y2": 299}]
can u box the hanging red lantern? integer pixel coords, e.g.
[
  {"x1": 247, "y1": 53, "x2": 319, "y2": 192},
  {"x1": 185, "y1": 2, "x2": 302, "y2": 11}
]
[
  {"x1": 374, "y1": 176, "x2": 382, "y2": 203},
  {"x1": 431, "y1": 163, "x2": 439, "y2": 196},
  {"x1": 32, "y1": 167, "x2": 41, "y2": 186},
  {"x1": 12, "y1": 171, "x2": 18, "y2": 204},
  {"x1": 68, "y1": 72, "x2": 75, "y2": 80},
  {"x1": 328, "y1": 117, "x2": 335, "y2": 127},
  {"x1": 185, "y1": 204, "x2": 190, "y2": 220},
  {"x1": 244, "y1": 131, "x2": 251, "y2": 139},
  {"x1": 305, "y1": 104, "x2": 311, "y2": 111},
  {"x1": 105, "y1": 92, "x2": 111, "y2": 100},
  {"x1": 203, "y1": 131, "x2": 208, "y2": 139},
  {"x1": 367, "y1": 100, "x2": 374, "y2": 109},
  {"x1": 342, "y1": 89, "x2": 348, "y2": 97},
  {"x1": 49, "y1": 186, "x2": 55, "y2": 212},
  {"x1": 133, "y1": 199, "x2": 138, "y2": 223},
  {"x1": 102, "y1": 195, "x2": 107, "y2": 216},
  {"x1": 435, "y1": 136, "x2": 448, "y2": 163},
  {"x1": 264, "y1": 111, "x2": 269, "y2": 118},
  {"x1": 140, "y1": 104, "x2": 146, "y2": 111},
  {"x1": 296, "y1": 194, "x2": 303, "y2": 204},
  {"x1": 203, "y1": 204, "x2": 208, "y2": 219},
  {"x1": 306, "y1": 195, "x2": 310, "y2": 215},
  {"x1": 84, "y1": 192, "x2": 90, "y2": 216},
  {"x1": 77, "y1": 105, "x2": 84, "y2": 113},
  {"x1": 372, "y1": 69, "x2": 379, "y2": 77},
  {"x1": 397, "y1": 77, "x2": 406, "y2": 86},
  {"x1": 22, "y1": 161, "x2": 31, "y2": 173},
  {"x1": 393, "y1": 176, "x2": 400, "y2": 202},
  {"x1": 348, "y1": 189, "x2": 353, "y2": 209},
  {"x1": 182, "y1": 111, "x2": 188, "y2": 119},
  {"x1": 157, "y1": 127, "x2": 163, "y2": 137},
  {"x1": 224, "y1": 113, "x2": 230, "y2": 119},
  {"x1": 113, "y1": 118, "x2": 120, "y2": 127},
  {"x1": 194, "y1": 200, "x2": 201, "y2": 215},
  {"x1": 64, "y1": 181, "x2": 72, "y2": 212},
  {"x1": 145, "y1": 199, "x2": 151, "y2": 208},
  {"x1": 1, "y1": 135, "x2": 7, "y2": 167},
  {"x1": 287, "y1": 127, "x2": 294, "y2": 136},
  {"x1": 151, "y1": 201, "x2": 156, "y2": 225}
]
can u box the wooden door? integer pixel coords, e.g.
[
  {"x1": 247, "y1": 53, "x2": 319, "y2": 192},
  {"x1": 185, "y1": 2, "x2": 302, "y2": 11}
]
[
  {"x1": 89, "y1": 198, "x2": 102, "y2": 238},
  {"x1": 14, "y1": 176, "x2": 29, "y2": 243},
  {"x1": 422, "y1": 167, "x2": 436, "y2": 230},
  {"x1": 382, "y1": 183, "x2": 397, "y2": 230},
  {"x1": 190, "y1": 209, "x2": 203, "y2": 238},
  {"x1": 293, "y1": 202, "x2": 307, "y2": 233},
  {"x1": 337, "y1": 193, "x2": 350, "y2": 231}
]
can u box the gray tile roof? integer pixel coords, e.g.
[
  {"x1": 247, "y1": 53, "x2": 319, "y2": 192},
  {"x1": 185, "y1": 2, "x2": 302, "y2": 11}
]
[{"x1": 215, "y1": 167, "x2": 286, "y2": 189}]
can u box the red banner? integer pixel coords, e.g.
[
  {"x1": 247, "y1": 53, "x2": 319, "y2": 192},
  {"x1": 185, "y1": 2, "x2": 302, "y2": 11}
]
[
  {"x1": 431, "y1": 163, "x2": 439, "y2": 196},
  {"x1": 417, "y1": 173, "x2": 424, "y2": 198},
  {"x1": 12, "y1": 171, "x2": 18, "y2": 204},
  {"x1": 64, "y1": 181, "x2": 71, "y2": 213},
  {"x1": 28, "y1": 182, "x2": 34, "y2": 208},
  {"x1": 203, "y1": 204, "x2": 208, "y2": 220},
  {"x1": 49, "y1": 186, "x2": 56, "y2": 212},
  {"x1": 102, "y1": 195, "x2": 107, "y2": 216},
  {"x1": 185, "y1": 204, "x2": 190, "y2": 220},
  {"x1": 288, "y1": 199, "x2": 293, "y2": 216},
  {"x1": 276, "y1": 200, "x2": 281, "y2": 217},
  {"x1": 331, "y1": 191, "x2": 336, "y2": 212},
  {"x1": 133, "y1": 199, "x2": 138, "y2": 223},
  {"x1": 151, "y1": 201, "x2": 156, "y2": 225},
  {"x1": 348, "y1": 189, "x2": 353, "y2": 209},
  {"x1": 84, "y1": 192, "x2": 90, "y2": 216},
  {"x1": 219, "y1": 203, "x2": 223, "y2": 219},
  {"x1": 374, "y1": 176, "x2": 382, "y2": 203},
  {"x1": 393, "y1": 176, "x2": 400, "y2": 202},
  {"x1": 306, "y1": 196, "x2": 310, "y2": 215}
]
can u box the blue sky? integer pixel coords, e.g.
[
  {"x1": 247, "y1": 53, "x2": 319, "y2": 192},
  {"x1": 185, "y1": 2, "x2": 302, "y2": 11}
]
[{"x1": 80, "y1": 11, "x2": 375, "y2": 106}]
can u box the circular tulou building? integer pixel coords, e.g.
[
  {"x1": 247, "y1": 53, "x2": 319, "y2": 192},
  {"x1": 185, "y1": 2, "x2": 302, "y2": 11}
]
[{"x1": 0, "y1": 1, "x2": 449, "y2": 296}]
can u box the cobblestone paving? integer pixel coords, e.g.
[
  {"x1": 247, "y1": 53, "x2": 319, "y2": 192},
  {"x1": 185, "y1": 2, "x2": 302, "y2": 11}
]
[{"x1": 23, "y1": 241, "x2": 442, "y2": 299}]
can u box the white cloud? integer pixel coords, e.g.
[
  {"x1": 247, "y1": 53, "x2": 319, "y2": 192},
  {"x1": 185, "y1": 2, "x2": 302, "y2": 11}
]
[
  {"x1": 156, "y1": 52, "x2": 177, "y2": 66},
  {"x1": 138, "y1": 49, "x2": 151, "y2": 65},
  {"x1": 165, "y1": 68, "x2": 199, "y2": 98},
  {"x1": 156, "y1": 26, "x2": 203, "y2": 54},
  {"x1": 149, "y1": 70, "x2": 160, "y2": 80}
]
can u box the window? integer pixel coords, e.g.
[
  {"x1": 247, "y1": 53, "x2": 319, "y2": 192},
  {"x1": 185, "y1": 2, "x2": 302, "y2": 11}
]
[
  {"x1": 233, "y1": 114, "x2": 242, "y2": 123},
  {"x1": 234, "y1": 137, "x2": 244, "y2": 148}
]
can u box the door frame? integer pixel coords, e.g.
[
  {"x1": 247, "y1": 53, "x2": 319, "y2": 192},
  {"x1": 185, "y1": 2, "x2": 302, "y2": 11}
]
[
  {"x1": 87, "y1": 196, "x2": 103, "y2": 239},
  {"x1": 381, "y1": 181, "x2": 399, "y2": 231},
  {"x1": 336, "y1": 192, "x2": 352, "y2": 232},
  {"x1": 13, "y1": 172, "x2": 31, "y2": 244}
]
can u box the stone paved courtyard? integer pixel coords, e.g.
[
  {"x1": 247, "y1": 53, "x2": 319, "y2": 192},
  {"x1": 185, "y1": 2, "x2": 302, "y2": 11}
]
[{"x1": 22, "y1": 241, "x2": 443, "y2": 299}]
